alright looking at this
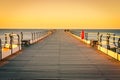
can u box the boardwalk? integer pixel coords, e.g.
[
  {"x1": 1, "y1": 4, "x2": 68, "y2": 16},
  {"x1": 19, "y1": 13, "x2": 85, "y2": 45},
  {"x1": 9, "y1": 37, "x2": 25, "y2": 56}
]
[{"x1": 0, "y1": 30, "x2": 120, "y2": 80}]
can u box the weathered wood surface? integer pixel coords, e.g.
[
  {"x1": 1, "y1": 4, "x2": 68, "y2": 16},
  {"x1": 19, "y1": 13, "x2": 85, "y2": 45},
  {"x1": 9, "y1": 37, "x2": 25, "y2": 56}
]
[{"x1": 0, "y1": 30, "x2": 120, "y2": 80}]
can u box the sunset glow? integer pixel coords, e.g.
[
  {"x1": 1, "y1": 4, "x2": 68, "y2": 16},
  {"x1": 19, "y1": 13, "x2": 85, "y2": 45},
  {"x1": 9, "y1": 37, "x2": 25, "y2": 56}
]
[{"x1": 0, "y1": 0, "x2": 120, "y2": 29}]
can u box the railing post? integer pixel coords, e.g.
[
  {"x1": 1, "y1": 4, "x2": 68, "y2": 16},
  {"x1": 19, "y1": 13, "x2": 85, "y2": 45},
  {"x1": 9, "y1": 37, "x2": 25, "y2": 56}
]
[
  {"x1": 106, "y1": 33, "x2": 110, "y2": 50},
  {"x1": 100, "y1": 34, "x2": 103, "y2": 46},
  {"x1": 85, "y1": 33, "x2": 88, "y2": 40},
  {"x1": 117, "y1": 38, "x2": 120, "y2": 54},
  {"x1": 21, "y1": 32, "x2": 23, "y2": 41},
  {"x1": 113, "y1": 34, "x2": 116, "y2": 45},
  {"x1": 34, "y1": 32, "x2": 35, "y2": 40},
  {"x1": 17, "y1": 34, "x2": 21, "y2": 50},
  {"x1": 32, "y1": 32, "x2": 33, "y2": 40},
  {"x1": 0, "y1": 39, "x2": 2, "y2": 60},
  {"x1": 9, "y1": 34, "x2": 13, "y2": 54},
  {"x1": 39, "y1": 32, "x2": 40, "y2": 38},
  {"x1": 38, "y1": 32, "x2": 39, "y2": 39},
  {"x1": 97, "y1": 32, "x2": 99, "y2": 41},
  {"x1": 5, "y1": 34, "x2": 7, "y2": 44},
  {"x1": 39, "y1": 32, "x2": 41, "y2": 37},
  {"x1": 21, "y1": 32, "x2": 23, "y2": 47},
  {"x1": 38, "y1": 32, "x2": 39, "y2": 38},
  {"x1": 118, "y1": 38, "x2": 120, "y2": 48},
  {"x1": 31, "y1": 32, "x2": 33, "y2": 41},
  {"x1": 36, "y1": 32, "x2": 38, "y2": 41}
]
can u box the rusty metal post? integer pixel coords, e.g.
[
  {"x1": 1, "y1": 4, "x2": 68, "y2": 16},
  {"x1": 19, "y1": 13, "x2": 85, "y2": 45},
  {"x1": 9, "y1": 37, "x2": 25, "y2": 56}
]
[
  {"x1": 9, "y1": 34, "x2": 13, "y2": 54},
  {"x1": 118, "y1": 38, "x2": 120, "y2": 48},
  {"x1": 21, "y1": 32, "x2": 23, "y2": 41},
  {"x1": 85, "y1": 33, "x2": 88, "y2": 40},
  {"x1": 117, "y1": 38, "x2": 120, "y2": 54},
  {"x1": 0, "y1": 39, "x2": 2, "y2": 58},
  {"x1": 113, "y1": 34, "x2": 116, "y2": 45},
  {"x1": 118, "y1": 38, "x2": 120, "y2": 53},
  {"x1": 39, "y1": 32, "x2": 41, "y2": 38},
  {"x1": 38, "y1": 32, "x2": 39, "y2": 39},
  {"x1": 5, "y1": 34, "x2": 7, "y2": 44},
  {"x1": 17, "y1": 34, "x2": 21, "y2": 50},
  {"x1": 106, "y1": 33, "x2": 110, "y2": 50},
  {"x1": 38, "y1": 32, "x2": 40, "y2": 38},
  {"x1": 36, "y1": 32, "x2": 38, "y2": 41},
  {"x1": 100, "y1": 34, "x2": 103, "y2": 46},
  {"x1": 97, "y1": 32, "x2": 99, "y2": 41},
  {"x1": 21, "y1": 32, "x2": 23, "y2": 47},
  {"x1": 96, "y1": 32, "x2": 100, "y2": 46},
  {"x1": 38, "y1": 32, "x2": 39, "y2": 38},
  {"x1": 34, "y1": 32, "x2": 35, "y2": 40},
  {"x1": 31, "y1": 32, "x2": 33, "y2": 41}
]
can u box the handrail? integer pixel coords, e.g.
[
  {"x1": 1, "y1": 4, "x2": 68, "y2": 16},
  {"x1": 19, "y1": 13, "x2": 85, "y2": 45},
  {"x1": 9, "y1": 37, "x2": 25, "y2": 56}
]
[
  {"x1": 0, "y1": 39, "x2": 2, "y2": 55},
  {"x1": 0, "y1": 30, "x2": 53, "y2": 60},
  {"x1": 72, "y1": 30, "x2": 120, "y2": 53}
]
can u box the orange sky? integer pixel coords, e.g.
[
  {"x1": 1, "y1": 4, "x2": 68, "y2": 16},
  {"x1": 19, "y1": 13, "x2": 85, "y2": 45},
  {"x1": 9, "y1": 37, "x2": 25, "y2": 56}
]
[{"x1": 0, "y1": 0, "x2": 120, "y2": 29}]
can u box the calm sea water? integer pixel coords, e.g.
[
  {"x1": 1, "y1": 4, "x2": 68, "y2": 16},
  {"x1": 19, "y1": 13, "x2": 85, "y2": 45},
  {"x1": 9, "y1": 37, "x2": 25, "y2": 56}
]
[
  {"x1": 70, "y1": 29, "x2": 120, "y2": 36},
  {"x1": 71, "y1": 29, "x2": 120, "y2": 40},
  {"x1": 0, "y1": 29, "x2": 49, "y2": 35},
  {"x1": 0, "y1": 29, "x2": 120, "y2": 39},
  {"x1": 0, "y1": 29, "x2": 120, "y2": 46},
  {"x1": 70, "y1": 29, "x2": 120, "y2": 47},
  {"x1": 0, "y1": 29, "x2": 49, "y2": 43}
]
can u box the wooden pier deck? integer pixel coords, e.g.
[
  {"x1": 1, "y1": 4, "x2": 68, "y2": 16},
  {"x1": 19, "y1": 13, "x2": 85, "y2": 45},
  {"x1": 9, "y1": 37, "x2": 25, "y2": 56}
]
[{"x1": 0, "y1": 30, "x2": 120, "y2": 80}]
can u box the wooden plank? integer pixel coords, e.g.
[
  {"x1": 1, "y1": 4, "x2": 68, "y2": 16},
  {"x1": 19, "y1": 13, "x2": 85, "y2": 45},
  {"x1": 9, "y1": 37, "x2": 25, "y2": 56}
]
[{"x1": 0, "y1": 30, "x2": 120, "y2": 80}]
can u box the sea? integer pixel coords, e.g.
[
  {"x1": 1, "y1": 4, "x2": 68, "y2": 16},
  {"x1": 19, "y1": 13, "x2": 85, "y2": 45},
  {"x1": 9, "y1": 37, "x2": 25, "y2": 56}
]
[
  {"x1": 0, "y1": 29, "x2": 49, "y2": 44},
  {"x1": 0, "y1": 29, "x2": 120, "y2": 38},
  {"x1": 0, "y1": 29, "x2": 120, "y2": 43},
  {"x1": 70, "y1": 29, "x2": 120, "y2": 47},
  {"x1": 70, "y1": 29, "x2": 120, "y2": 36},
  {"x1": 70, "y1": 29, "x2": 120, "y2": 40}
]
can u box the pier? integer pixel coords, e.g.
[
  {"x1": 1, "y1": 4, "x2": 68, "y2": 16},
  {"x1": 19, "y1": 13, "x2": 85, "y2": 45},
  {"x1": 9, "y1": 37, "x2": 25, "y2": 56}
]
[{"x1": 0, "y1": 30, "x2": 120, "y2": 80}]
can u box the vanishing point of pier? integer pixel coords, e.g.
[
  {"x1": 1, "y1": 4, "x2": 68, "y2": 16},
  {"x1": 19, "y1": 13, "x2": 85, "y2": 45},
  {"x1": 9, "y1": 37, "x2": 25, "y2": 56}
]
[{"x1": 0, "y1": 30, "x2": 120, "y2": 80}]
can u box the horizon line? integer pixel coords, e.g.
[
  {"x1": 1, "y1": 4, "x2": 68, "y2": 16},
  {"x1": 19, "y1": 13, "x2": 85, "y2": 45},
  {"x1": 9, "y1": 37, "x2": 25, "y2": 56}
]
[{"x1": 0, "y1": 28, "x2": 120, "y2": 30}]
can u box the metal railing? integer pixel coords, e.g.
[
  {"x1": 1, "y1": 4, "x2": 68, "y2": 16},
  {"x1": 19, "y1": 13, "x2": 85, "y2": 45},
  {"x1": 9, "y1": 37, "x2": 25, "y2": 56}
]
[{"x1": 83, "y1": 32, "x2": 120, "y2": 53}]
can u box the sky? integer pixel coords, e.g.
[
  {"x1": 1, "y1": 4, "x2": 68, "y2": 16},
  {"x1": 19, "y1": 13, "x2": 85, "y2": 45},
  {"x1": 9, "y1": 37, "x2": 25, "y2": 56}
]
[{"x1": 0, "y1": 0, "x2": 120, "y2": 29}]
